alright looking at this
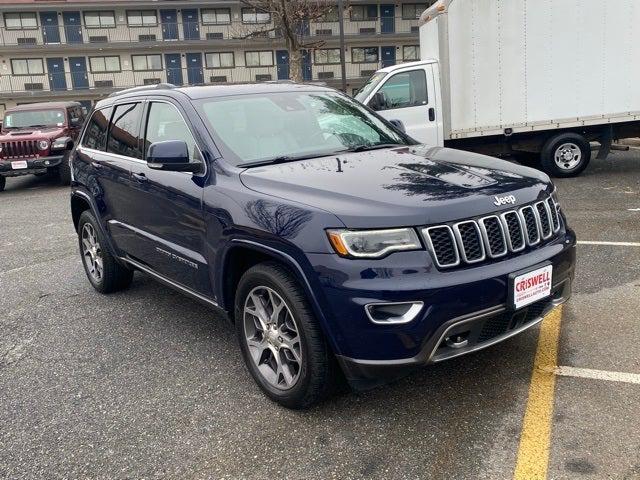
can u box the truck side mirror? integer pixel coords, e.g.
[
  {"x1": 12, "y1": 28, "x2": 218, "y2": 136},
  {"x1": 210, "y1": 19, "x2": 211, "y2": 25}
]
[
  {"x1": 389, "y1": 119, "x2": 406, "y2": 133},
  {"x1": 369, "y1": 92, "x2": 388, "y2": 111}
]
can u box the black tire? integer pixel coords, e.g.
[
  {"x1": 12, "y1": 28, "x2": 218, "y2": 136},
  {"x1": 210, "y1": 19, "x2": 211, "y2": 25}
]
[
  {"x1": 77, "y1": 210, "x2": 133, "y2": 294},
  {"x1": 0, "y1": 176, "x2": 5, "y2": 192},
  {"x1": 540, "y1": 133, "x2": 591, "y2": 178},
  {"x1": 235, "y1": 262, "x2": 336, "y2": 409},
  {"x1": 58, "y1": 154, "x2": 72, "y2": 186}
]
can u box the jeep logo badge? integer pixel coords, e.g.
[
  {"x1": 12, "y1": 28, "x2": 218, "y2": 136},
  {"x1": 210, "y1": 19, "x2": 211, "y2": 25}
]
[{"x1": 493, "y1": 195, "x2": 517, "y2": 206}]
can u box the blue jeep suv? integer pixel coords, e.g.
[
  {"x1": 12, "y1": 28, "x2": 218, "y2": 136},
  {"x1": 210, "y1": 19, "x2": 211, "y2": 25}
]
[{"x1": 70, "y1": 83, "x2": 575, "y2": 408}]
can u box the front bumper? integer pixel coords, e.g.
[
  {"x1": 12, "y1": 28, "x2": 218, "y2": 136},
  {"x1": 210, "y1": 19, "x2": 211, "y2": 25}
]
[
  {"x1": 305, "y1": 229, "x2": 576, "y2": 388},
  {"x1": 0, "y1": 155, "x2": 64, "y2": 177}
]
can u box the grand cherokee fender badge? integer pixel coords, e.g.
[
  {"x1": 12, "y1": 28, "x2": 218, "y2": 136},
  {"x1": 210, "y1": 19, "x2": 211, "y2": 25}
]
[{"x1": 493, "y1": 195, "x2": 517, "y2": 206}]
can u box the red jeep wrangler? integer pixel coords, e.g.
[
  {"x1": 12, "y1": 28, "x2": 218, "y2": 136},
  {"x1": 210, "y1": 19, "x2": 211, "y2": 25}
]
[{"x1": 0, "y1": 101, "x2": 85, "y2": 191}]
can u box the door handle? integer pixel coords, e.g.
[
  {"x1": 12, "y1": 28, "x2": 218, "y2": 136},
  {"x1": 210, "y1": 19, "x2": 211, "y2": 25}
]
[
  {"x1": 90, "y1": 161, "x2": 103, "y2": 169},
  {"x1": 429, "y1": 108, "x2": 436, "y2": 122},
  {"x1": 132, "y1": 172, "x2": 148, "y2": 183}
]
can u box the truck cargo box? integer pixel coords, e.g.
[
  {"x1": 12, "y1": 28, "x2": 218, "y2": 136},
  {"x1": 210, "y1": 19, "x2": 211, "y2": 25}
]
[{"x1": 420, "y1": 0, "x2": 640, "y2": 139}]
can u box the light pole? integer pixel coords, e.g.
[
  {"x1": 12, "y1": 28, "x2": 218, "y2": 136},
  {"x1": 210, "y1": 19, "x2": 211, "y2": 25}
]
[{"x1": 337, "y1": 0, "x2": 347, "y2": 92}]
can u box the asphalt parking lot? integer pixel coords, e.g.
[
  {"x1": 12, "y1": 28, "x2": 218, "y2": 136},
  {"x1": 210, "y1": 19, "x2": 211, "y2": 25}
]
[{"x1": 1, "y1": 152, "x2": 639, "y2": 479}]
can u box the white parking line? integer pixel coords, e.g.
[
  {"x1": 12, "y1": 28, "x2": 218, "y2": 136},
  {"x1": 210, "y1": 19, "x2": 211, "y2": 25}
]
[
  {"x1": 577, "y1": 241, "x2": 640, "y2": 247},
  {"x1": 555, "y1": 366, "x2": 640, "y2": 385}
]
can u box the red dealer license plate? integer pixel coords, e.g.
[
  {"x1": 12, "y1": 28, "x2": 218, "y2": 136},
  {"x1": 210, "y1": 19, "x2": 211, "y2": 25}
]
[{"x1": 510, "y1": 264, "x2": 553, "y2": 310}]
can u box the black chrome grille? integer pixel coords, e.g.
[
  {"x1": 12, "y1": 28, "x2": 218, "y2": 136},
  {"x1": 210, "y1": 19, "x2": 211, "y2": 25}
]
[
  {"x1": 480, "y1": 216, "x2": 507, "y2": 257},
  {"x1": 423, "y1": 196, "x2": 562, "y2": 269},
  {"x1": 455, "y1": 221, "x2": 485, "y2": 263},
  {"x1": 521, "y1": 206, "x2": 540, "y2": 245},
  {"x1": 536, "y1": 202, "x2": 552, "y2": 238},
  {"x1": 424, "y1": 226, "x2": 459, "y2": 267},
  {"x1": 1, "y1": 140, "x2": 39, "y2": 159}
]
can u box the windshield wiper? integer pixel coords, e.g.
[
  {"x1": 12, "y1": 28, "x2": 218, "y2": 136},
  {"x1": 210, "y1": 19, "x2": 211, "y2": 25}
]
[
  {"x1": 240, "y1": 151, "x2": 336, "y2": 168},
  {"x1": 341, "y1": 143, "x2": 404, "y2": 153}
]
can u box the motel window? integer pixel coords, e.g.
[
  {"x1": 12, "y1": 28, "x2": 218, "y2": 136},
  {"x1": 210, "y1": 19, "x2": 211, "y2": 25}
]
[
  {"x1": 402, "y1": 4, "x2": 428, "y2": 20},
  {"x1": 245, "y1": 51, "x2": 274, "y2": 67},
  {"x1": 403, "y1": 46, "x2": 420, "y2": 61},
  {"x1": 11, "y1": 58, "x2": 44, "y2": 75},
  {"x1": 4, "y1": 12, "x2": 38, "y2": 30},
  {"x1": 205, "y1": 52, "x2": 235, "y2": 69},
  {"x1": 350, "y1": 5, "x2": 378, "y2": 21},
  {"x1": 127, "y1": 10, "x2": 157, "y2": 27},
  {"x1": 201, "y1": 9, "x2": 231, "y2": 25},
  {"x1": 90, "y1": 56, "x2": 121, "y2": 73},
  {"x1": 314, "y1": 49, "x2": 341, "y2": 65},
  {"x1": 352, "y1": 47, "x2": 379, "y2": 63},
  {"x1": 84, "y1": 11, "x2": 116, "y2": 28},
  {"x1": 131, "y1": 54, "x2": 162, "y2": 71},
  {"x1": 242, "y1": 8, "x2": 271, "y2": 24}
]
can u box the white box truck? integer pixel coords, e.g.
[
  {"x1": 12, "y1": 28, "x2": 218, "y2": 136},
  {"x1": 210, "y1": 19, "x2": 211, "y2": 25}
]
[{"x1": 354, "y1": 0, "x2": 640, "y2": 177}]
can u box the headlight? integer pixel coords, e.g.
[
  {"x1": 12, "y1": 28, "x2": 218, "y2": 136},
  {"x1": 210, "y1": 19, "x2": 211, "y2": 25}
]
[
  {"x1": 50, "y1": 138, "x2": 69, "y2": 150},
  {"x1": 327, "y1": 228, "x2": 421, "y2": 258},
  {"x1": 37, "y1": 140, "x2": 49, "y2": 150}
]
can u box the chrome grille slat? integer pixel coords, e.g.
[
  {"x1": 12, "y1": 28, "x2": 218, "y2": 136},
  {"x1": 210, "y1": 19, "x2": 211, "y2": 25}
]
[
  {"x1": 519, "y1": 206, "x2": 540, "y2": 246},
  {"x1": 2, "y1": 140, "x2": 38, "y2": 159},
  {"x1": 422, "y1": 196, "x2": 561, "y2": 269}
]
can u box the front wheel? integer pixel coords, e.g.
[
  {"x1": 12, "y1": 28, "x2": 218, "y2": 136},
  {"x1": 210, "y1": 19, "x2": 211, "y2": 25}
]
[
  {"x1": 541, "y1": 133, "x2": 591, "y2": 177},
  {"x1": 235, "y1": 262, "x2": 336, "y2": 409},
  {"x1": 58, "y1": 154, "x2": 72, "y2": 186}
]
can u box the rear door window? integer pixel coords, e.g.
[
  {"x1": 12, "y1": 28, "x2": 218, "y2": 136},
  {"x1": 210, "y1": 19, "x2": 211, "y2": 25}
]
[
  {"x1": 107, "y1": 103, "x2": 144, "y2": 159},
  {"x1": 81, "y1": 107, "x2": 112, "y2": 151}
]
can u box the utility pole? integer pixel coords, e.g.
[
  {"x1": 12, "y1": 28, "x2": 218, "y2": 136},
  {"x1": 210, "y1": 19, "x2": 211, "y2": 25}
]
[{"x1": 337, "y1": 0, "x2": 347, "y2": 92}]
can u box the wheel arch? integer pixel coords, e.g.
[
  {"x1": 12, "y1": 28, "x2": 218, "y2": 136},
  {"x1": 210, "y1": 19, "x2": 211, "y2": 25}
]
[{"x1": 219, "y1": 240, "x2": 338, "y2": 352}]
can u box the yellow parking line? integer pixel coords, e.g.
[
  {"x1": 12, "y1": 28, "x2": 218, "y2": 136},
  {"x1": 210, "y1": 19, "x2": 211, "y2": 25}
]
[{"x1": 513, "y1": 305, "x2": 563, "y2": 480}]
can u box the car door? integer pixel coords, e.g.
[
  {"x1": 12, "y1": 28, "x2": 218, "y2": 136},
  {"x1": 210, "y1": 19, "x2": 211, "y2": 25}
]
[
  {"x1": 75, "y1": 105, "x2": 134, "y2": 252},
  {"x1": 368, "y1": 66, "x2": 440, "y2": 145},
  {"x1": 127, "y1": 100, "x2": 210, "y2": 295}
]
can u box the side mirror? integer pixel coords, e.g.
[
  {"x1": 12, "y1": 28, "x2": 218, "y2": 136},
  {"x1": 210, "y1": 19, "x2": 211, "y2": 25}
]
[
  {"x1": 70, "y1": 117, "x2": 82, "y2": 127},
  {"x1": 388, "y1": 119, "x2": 406, "y2": 133},
  {"x1": 147, "y1": 140, "x2": 201, "y2": 173},
  {"x1": 369, "y1": 91, "x2": 387, "y2": 111}
]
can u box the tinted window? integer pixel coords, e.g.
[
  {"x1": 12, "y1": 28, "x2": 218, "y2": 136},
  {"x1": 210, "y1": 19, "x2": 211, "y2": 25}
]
[
  {"x1": 144, "y1": 102, "x2": 199, "y2": 162},
  {"x1": 107, "y1": 103, "x2": 143, "y2": 159},
  {"x1": 82, "y1": 107, "x2": 112, "y2": 151},
  {"x1": 377, "y1": 70, "x2": 428, "y2": 110}
]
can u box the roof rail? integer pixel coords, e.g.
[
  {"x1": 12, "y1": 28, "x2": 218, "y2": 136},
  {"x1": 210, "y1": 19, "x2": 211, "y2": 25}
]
[{"x1": 108, "y1": 83, "x2": 176, "y2": 98}]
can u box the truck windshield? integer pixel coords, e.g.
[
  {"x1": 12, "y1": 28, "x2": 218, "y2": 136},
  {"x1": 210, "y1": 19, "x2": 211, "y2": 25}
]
[
  {"x1": 354, "y1": 72, "x2": 387, "y2": 104},
  {"x1": 3, "y1": 109, "x2": 66, "y2": 129},
  {"x1": 196, "y1": 91, "x2": 412, "y2": 167}
]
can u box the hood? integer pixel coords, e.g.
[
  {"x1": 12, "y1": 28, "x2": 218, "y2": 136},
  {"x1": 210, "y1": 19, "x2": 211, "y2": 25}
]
[
  {"x1": 239, "y1": 145, "x2": 553, "y2": 228},
  {"x1": 0, "y1": 126, "x2": 66, "y2": 141}
]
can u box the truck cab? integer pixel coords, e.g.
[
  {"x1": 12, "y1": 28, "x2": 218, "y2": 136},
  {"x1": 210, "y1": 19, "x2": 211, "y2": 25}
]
[{"x1": 355, "y1": 60, "x2": 443, "y2": 146}]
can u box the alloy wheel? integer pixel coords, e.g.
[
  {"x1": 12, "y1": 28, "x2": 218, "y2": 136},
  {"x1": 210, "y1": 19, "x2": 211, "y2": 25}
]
[
  {"x1": 243, "y1": 286, "x2": 302, "y2": 390},
  {"x1": 81, "y1": 223, "x2": 103, "y2": 283}
]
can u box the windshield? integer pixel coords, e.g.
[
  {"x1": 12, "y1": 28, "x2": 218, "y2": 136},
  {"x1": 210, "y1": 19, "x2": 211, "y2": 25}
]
[
  {"x1": 354, "y1": 72, "x2": 387, "y2": 103},
  {"x1": 196, "y1": 91, "x2": 411, "y2": 166},
  {"x1": 3, "y1": 109, "x2": 66, "y2": 129}
]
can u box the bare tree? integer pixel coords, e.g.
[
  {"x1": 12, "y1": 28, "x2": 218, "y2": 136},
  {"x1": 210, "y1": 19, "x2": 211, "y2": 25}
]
[{"x1": 237, "y1": 0, "x2": 341, "y2": 82}]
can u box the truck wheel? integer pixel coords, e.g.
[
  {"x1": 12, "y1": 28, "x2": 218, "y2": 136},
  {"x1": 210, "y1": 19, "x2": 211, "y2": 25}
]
[
  {"x1": 58, "y1": 154, "x2": 72, "y2": 186},
  {"x1": 77, "y1": 210, "x2": 133, "y2": 294},
  {"x1": 235, "y1": 262, "x2": 336, "y2": 409},
  {"x1": 0, "y1": 176, "x2": 5, "y2": 192},
  {"x1": 541, "y1": 133, "x2": 591, "y2": 177}
]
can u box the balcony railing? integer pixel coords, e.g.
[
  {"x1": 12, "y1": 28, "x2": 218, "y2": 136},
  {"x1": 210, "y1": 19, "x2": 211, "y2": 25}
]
[
  {"x1": 0, "y1": 63, "x2": 392, "y2": 96},
  {"x1": 0, "y1": 18, "x2": 420, "y2": 47}
]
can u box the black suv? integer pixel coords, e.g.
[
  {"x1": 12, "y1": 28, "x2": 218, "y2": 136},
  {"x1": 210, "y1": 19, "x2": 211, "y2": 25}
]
[{"x1": 70, "y1": 83, "x2": 575, "y2": 408}]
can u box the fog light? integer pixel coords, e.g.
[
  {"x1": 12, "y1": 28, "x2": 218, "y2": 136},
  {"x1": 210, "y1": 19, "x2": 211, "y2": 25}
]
[
  {"x1": 44, "y1": 160, "x2": 50, "y2": 166},
  {"x1": 365, "y1": 301, "x2": 424, "y2": 325}
]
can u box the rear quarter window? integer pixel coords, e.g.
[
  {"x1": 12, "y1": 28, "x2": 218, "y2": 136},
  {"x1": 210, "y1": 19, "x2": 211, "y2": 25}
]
[{"x1": 81, "y1": 107, "x2": 112, "y2": 151}]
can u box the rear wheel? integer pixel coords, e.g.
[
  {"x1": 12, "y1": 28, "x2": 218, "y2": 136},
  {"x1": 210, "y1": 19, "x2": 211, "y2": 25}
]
[
  {"x1": 541, "y1": 133, "x2": 591, "y2": 177},
  {"x1": 235, "y1": 262, "x2": 336, "y2": 409},
  {"x1": 0, "y1": 176, "x2": 5, "y2": 192},
  {"x1": 78, "y1": 210, "x2": 133, "y2": 293}
]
